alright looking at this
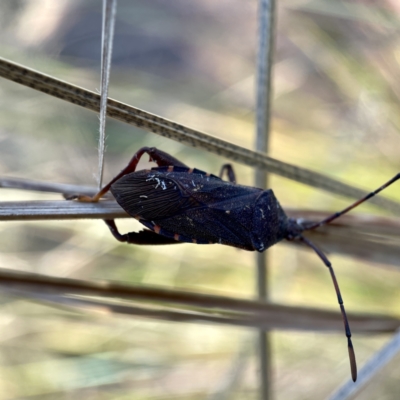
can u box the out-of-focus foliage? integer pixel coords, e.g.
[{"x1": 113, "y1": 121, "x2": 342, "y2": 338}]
[{"x1": 0, "y1": 0, "x2": 399, "y2": 399}]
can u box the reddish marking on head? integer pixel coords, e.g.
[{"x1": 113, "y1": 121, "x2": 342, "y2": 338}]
[
  {"x1": 167, "y1": 165, "x2": 174, "y2": 172},
  {"x1": 205, "y1": 173, "x2": 211, "y2": 176},
  {"x1": 134, "y1": 215, "x2": 141, "y2": 220},
  {"x1": 154, "y1": 225, "x2": 161, "y2": 234},
  {"x1": 188, "y1": 168, "x2": 194, "y2": 174},
  {"x1": 174, "y1": 233, "x2": 180, "y2": 241}
]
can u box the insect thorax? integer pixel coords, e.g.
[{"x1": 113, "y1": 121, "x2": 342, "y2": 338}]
[{"x1": 250, "y1": 189, "x2": 288, "y2": 252}]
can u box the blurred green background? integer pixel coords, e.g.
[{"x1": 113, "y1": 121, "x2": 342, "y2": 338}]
[{"x1": 0, "y1": 0, "x2": 400, "y2": 399}]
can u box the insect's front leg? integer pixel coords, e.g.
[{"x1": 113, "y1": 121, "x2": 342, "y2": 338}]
[{"x1": 219, "y1": 164, "x2": 237, "y2": 183}]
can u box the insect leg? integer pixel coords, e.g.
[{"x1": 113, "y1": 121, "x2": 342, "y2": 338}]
[
  {"x1": 304, "y1": 173, "x2": 400, "y2": 230},
  {"x1": 146, "y1": 147, "x2": 189, "y2": 168},
  {"x1": 69, "y1": 147, "x2": 189, "y2": 202},
  {"x1": 219, "y1": 164, "x2": 237, "y2": 183},
  {"x1": 104, "y1": 220, "x2": 181, "y2": 245},
  {"x1": 300, "y1": 235, "x2": 357, "y2": 382},
  {"x1": 67, "y1": 147, "x2": 155, "y2": 202}
]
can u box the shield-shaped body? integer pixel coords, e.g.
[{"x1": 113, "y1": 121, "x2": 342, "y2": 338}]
[{"x1": 111, "y1": 166, "x2": 288, "y2": 251}]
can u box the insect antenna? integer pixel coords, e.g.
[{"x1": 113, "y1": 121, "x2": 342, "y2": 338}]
[
  {"x1": 293, "y1": 174, "x2": 400, "y2": 382},
  {"x1": 303, "y1": 173, "x2": 400, "y2": 231},
  {"x1": 299, "y1": 235, "x2": 357, "y2": 382}
]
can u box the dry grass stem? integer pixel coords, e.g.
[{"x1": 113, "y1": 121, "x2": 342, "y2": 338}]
[
  {"x1": 1, "y1": 195, "x2": 399, "y2": 267},
  {"x1": 0, "y1": 200, "x2": 127, "y2": 220},
  {"x1": 97, "y1": 0, "x2": 117, "y2": 188},
  {"x1": 1, "y1": 57, "x2": 400, "y2": 213},
  {"x1": 0, "y1": 176, "x2": 99, "y2": 196},
  {"x1": 0, "y1": 269, "x2": 398, "y2": 334}
]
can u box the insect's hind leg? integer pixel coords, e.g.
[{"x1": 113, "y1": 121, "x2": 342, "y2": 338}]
[
  {"x1": 104, "y1": 220, "x2": 181, "y2": 245},
  {"x1": 219, "y1": 164, "x2": 237, "y2": 183},
  {"x1": 147, "y1": 147, "x2": 189, "y2": 169},
  {"x1": 68, "y1": 147, "x2": 189, "y2": 202}
]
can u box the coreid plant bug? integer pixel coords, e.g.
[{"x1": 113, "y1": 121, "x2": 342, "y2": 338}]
[{"x1": 70, "y1": 146, "x2": 400, "y2": 382}]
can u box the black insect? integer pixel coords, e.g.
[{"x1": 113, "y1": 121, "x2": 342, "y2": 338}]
[{"x1": 72, "y1": 146, "x2": 400, "y2": 382}]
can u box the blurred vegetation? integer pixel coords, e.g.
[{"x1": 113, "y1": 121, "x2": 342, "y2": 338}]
[{"x1": 0, "y1": 0, "x2": 400, "y2": 399}]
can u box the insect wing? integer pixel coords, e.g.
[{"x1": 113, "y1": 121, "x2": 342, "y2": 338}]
[
  {"x1": 112, "y1": 170, "x2": 263, "y2": 250},
  {"x1": 172, "y1": 206, "x2": 257, "y2": 249},
  {"x1": 150, "y1": 178, "x2": 262, "y2": 250},
  {"x1": 111, "y1": 171, "x2": 198, "y2": 220}
]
